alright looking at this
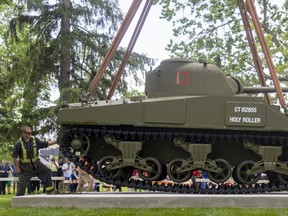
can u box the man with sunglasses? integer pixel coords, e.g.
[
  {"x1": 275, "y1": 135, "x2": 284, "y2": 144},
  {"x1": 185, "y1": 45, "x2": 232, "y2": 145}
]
[{"x1": 11, "y1": 125, "x2": 57, "y2": 196}]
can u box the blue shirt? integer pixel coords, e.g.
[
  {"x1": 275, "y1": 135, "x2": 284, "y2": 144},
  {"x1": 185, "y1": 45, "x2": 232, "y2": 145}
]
[{"x1": 0, "y1": 164, "x2": 10, "y2": 177}]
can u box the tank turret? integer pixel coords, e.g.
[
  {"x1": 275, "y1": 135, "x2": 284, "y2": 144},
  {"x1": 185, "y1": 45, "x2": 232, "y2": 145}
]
[
  {"x1": 145, "y1": 59, "x2": 288, "y2": 98},
  {"x1": 145, "y1": 59, "x2": 235, "y2": 98}
]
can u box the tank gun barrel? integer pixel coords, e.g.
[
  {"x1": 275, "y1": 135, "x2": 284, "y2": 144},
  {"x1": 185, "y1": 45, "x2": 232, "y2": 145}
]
[{"x1": 243, "y1": 86, "x2": 288, "y2": 94}]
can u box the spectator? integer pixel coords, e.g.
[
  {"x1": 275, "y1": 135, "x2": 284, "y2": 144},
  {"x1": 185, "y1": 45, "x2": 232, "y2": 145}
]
[
  {"x1": 128, "y1": 169, "x2": 142, "y2": 192},
  {"x1": 57, "y1": 157, "x2": 64, "y2": 192},
  {"x1": 62, "y1": 158, "x2": 75, "y2": 180},
  {"x1": 48, "y1": 156, "x2": 59, "y2": 176},
  {"x1": 76, "y1": 167, "x2": 93, "y2": 193},
  {"x1": 162, "y1": 175, "x2": 175, "y2": 187},
  {"x1": 93, "y1": 178, "x2": 100, "y2": 192},
  {"x1": 191, "y1": 170, "x2": 202, "y2": 188},
  {"x1": 6, "y1": 161, "x2": 12, "y2": 194},
  {"x1": 11, "y1": 125, "x2": 57, "y2": 196},
  {"x1": 9, "y1": 162, "x2": 18, "y2": 194},
  {"x1": 57, "y1": 157, "x2": 64, "y2": 177},
  {"x1": 48, "y1": 156, "x2": 60, "y2": 193},
  {"x1": 102, "y1": 182, "x2": 116, "y2": 192},
  {"x1": 180, "y1": 179, "x2": 193, "y2": 187},
  {"x1": 0, "y1": 159, "x2": 10, "y2": 195},
  {"x1": 69, "y1": 169, "x2": 79, "y2": 193},
  {"x1": 62, "y1": 158, "x2": 75, "y2": 192},
  {"x1": 200, "y1": 171, "x2": 208, "y2": 189}
]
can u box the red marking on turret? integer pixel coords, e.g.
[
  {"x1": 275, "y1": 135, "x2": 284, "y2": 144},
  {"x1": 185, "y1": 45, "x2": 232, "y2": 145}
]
[{"x1": 176, "y1": 71, "x2": 190, "y2": 84}]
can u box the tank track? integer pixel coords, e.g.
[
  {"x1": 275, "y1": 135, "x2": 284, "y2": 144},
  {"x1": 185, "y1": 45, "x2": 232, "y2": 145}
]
[{"x1": 60, "y1": 126, "x2": 288, "y2": 194}]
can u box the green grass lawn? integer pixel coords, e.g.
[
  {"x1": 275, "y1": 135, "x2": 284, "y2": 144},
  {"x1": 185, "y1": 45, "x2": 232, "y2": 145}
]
[{"x1": 1, "y1": 193, "x2": 288, "y2": 216}]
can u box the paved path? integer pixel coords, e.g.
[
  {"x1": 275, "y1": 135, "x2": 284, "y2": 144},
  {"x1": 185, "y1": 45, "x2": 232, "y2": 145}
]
[{"x1": 11, "y1": 192, "x2": 288, "y2": 208}]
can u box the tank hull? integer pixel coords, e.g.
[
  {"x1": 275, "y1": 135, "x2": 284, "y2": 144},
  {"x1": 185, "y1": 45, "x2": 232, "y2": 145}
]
[
  {"x1": 58, "y1": 95, "x2": 288, "y2": 166},
  {"x1": 58, "y1": 95, "x2": 288, "y2": 131}
]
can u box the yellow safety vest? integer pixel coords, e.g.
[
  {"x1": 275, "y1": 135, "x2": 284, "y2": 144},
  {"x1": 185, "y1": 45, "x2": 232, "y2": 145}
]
[{"x1": 19, "y1": 136, "x2": 39, "y2": 163}]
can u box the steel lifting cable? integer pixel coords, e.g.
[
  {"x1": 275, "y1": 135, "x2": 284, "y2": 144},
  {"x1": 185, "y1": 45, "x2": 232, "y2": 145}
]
[
  {"x1": 246, "y1": 0, "x2": 286, "y2": 109},
  {"x1": 237, "y1": 0, "x2": 270, "y2": 104},
  {"x1": 86, "y1": 0, "x2": 142, "y2": 96},
  {"x1": 107, "y1": 0, "x2": 153, "y2": 100}
]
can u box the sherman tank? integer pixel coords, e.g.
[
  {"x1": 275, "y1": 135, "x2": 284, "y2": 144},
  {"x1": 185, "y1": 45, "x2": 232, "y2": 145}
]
[{"x1": 58, "y1": 58, "x2": 288, "y2": 193}]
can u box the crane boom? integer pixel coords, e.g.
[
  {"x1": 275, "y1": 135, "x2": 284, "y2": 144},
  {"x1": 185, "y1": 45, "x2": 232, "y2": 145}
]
[
  {"x1": 238, "y1": 0, "x2": 286, "y2": 109},
  {"x1": 86, "y1": 0, "x2": 142, "y2": 97}
]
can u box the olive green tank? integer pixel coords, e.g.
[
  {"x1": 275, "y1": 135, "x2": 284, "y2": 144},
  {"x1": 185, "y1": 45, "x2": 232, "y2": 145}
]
[{"x1": 58, "y1": 59, "x2": 288, "y2": 185}]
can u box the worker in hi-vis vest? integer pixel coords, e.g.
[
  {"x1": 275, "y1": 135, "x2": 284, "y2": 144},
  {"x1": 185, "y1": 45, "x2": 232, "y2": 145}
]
[{"x1": 11, "y1": 125, "x2": 57, "y2": 196}]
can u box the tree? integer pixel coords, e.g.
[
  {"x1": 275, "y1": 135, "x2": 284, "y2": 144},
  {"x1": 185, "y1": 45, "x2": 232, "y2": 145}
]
[
  {"x1": 0, "y1": 2, "x2": 23, "y2": 158},
  {"x1": 0, "y1": 0, "x2": 153, "y2": 156},
  {"x1": 155, "y1": 0, "x2": 288, "y2": 85}
]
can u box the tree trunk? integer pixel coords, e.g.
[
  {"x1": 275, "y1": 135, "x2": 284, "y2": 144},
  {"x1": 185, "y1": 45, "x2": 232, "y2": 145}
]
[{"x1": 59, "y1": 0, "x2": 71, "y2": 92}]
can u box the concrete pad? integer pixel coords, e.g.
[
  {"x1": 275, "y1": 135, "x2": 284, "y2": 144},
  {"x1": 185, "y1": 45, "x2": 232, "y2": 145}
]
[{"x1": 11, "y1": 192, "x2": 288, "y2": 208}]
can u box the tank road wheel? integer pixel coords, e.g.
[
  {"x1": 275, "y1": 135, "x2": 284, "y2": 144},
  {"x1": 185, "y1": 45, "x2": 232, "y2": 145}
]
[
  {"x1": 277, "y1": 161, "x2": 288, "y2": 184},
  {"x1": 236, "y1": 160, "x2": 261, "y2": 185},
  {"x1": 167, "y1": 158, "x2": 192, "y2": 183},
  {"x1": 138, "y1": 157, "x2": 162, "y2": 181},
  {"x1": 207, "y1": 159, "x2": 231, "y2": 184},
  {"x1": 70, "y1": 134, "x2": 90, "y2": 157},
  {"x1": 97, "y1": 156, "x2": 120, "y2": 178}
]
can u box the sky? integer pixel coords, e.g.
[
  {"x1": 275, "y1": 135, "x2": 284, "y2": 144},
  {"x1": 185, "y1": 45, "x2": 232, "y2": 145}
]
[
  {"x1": 118, "y1": 0, "x2": 173, "y2": 65},
  {"x1": 117, "y1": 0, "x2": 286, "y2": 65}
]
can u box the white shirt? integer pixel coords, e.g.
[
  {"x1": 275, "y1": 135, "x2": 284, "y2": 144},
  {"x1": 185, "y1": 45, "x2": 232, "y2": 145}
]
[{"x1": 62, "y1": 162, "x2": 75, "y2": 178}]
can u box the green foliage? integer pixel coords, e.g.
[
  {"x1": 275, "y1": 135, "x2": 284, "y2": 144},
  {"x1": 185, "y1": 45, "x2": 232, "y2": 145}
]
[
  {"x1": 60, "y1": 87, "x2": 83, "y2": 103},
  {"x1": 0, "y1": 0, "x2": 154, "y2": 159},
  {"x1": 123, "y1": 90, "x2": 145, "y2": 98},
  {"x1": 156, "y1": 0, "x2": 288, "y2": 85},
  {"x1": 0, "y1": 0, "x2": 13, "y2": 6}
]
